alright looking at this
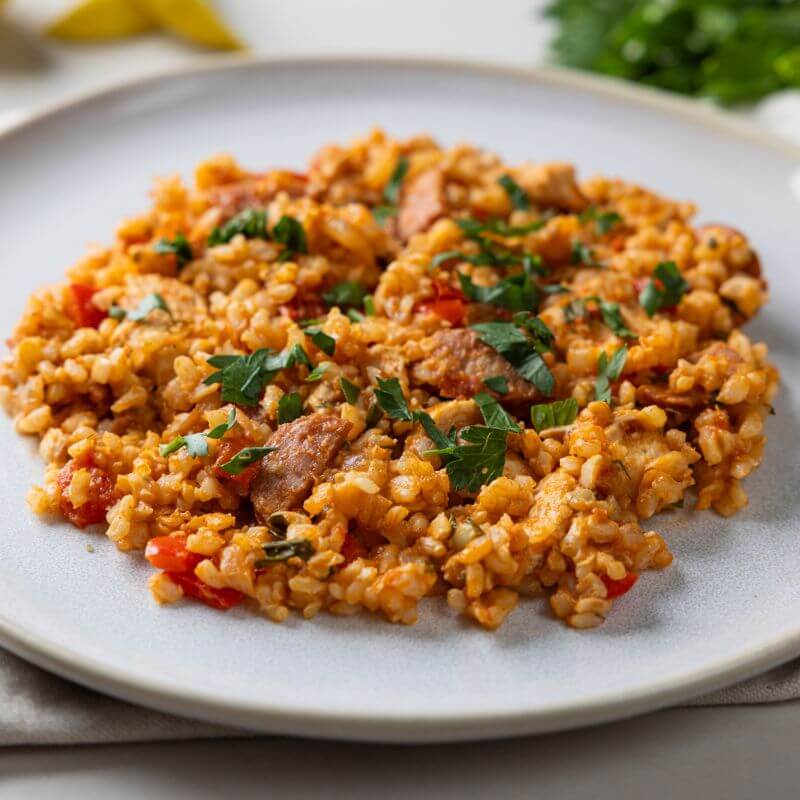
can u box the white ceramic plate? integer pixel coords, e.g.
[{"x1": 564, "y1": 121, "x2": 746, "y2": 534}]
[{"x1": 1, "y1": 58, "x2": 799, "y2": 743}]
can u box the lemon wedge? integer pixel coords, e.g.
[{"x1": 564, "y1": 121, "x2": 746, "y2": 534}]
[
  {"x1": 48, "y1": 0, "x2": 156, "y2": 41},
  {"x1": 47, "y1": 0, "x2": 243, "y2": 50},
  {"x1": 137, "y1": 0, "x2": 243, "y2": 50}
]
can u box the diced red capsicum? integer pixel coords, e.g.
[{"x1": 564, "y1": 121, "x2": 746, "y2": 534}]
[
  {"x1": 56, "y1": 454, "x2": 117, "y2": 529},
  {"x1": 66, "y1": 284, "x2": 106, "y2": 329},
  {"x1": 602, "y1": 573, "x2": 638, "y2": 599},
  {"x1": 145, "y1": 535, "x2": 203, "y2": 574},
  {"x1": 416, "y1": 280, "x2": 467, "y2": 326},
  {"x1": 340, "y1": 531, "x2": 368, "y2": 565},
  {"x1": 166, "y1": 572, "x2": 244, "y2": 611}
]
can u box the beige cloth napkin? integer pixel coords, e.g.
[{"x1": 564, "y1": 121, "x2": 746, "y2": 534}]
[{"x1": 3, "y1": 647, "x2": 800, "y2": 746}]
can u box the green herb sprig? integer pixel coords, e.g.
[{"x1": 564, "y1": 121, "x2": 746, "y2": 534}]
[{"x1": 160, "y1": 408, "x2": 237, "y2": 458}]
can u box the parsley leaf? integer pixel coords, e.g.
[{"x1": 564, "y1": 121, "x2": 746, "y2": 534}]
[
  {"x1": 277, "y1": 392, "x2": 303, "y2": 424},
  {"x1": 255, "y1": 539, "x2": 314, "y2": 566},
  {"x1": 565, "y1": 296, "x2": 635, "y2": 338},
  {"x1": 219, "y1": 445, "x2": 276, "y2": 475},
  {"x1": 383, "y1": 156, "x2": 409, "y2": 206},
  {"x1": 305, "y1": 362, "x2": 330, "y2": 382},
  {"x1": 483, "y1": 375, "x2": 509, "y2": 395},
  {"x1": 153, "y1": 233, "x2": 192, "y2": 267},
  {"x1": 426, "y1": 426, "x2": 509, "y2": 493},
  {"x1": 365, "y1": 401, "x2": 384, "y2": 428},
  {"x1": 304, "y1": 328, "x2": 336, "y2": 356},
  {"x1": 579, "y1": 207, "x2": 622, "y2": 235},
  {"x1": 473, "y1": 392, "x2": 520, "y2": 433},
  {"x1": 208, "y1": 209, "x2": 267, "y2": 246},
  {"x1": 571, "y1": 240, "x2": 602, "y2": 267},
  {"x1": 372, "y1": 156, "x2": 410, "y2": 224},
  {"x1": 160, "y1": 408, "x2": 236, "y2": 458},
  {"x1": 363, "y1": 295, "x2": 376, "y2": 316},
  {"x1": 595, "y1": 346, "x2": 628, "y2": 404},
  {"x1": 272, "y1": 215, "x2": 308, "y2": 262},
  {"x1": 498, "y1": 174, "x2": 531, "y2": 210},
  {"x1": 414, "y1": 411, "x2": 458, "y2": 452},
  {"x1": 472, "y1": 317, "x2": 555, "y2": 397},
  {"x1": 372, "y1": 205, "x2": 397, "y2": 225},
  {"x1": 639, "y1": 261, "x2": 690, "y2": 317},
  {"x1": 530, "y1": 398, "x2": 579, "y2": 432},
  {"x1": 109, "y1": 293, "x2": 172, "y2": 322},
  {"x1": 374, "y1": 377, "x2": 413, "y2": 421},
  {"x1": 339, "y1": 377, "x2": 361, "y2": 405},
  {"x1": 457, "y1": 217, "x2": 546, "y2": 238},
  {"x1": 457, "y1": 264, "x2": 539, "y2": 312},
  {"x1": 204, "y1": 349, "x2": 277, "y2": 406},
  {"x1": 322, "y1": 281, "x2": 366, "y2": 309}
]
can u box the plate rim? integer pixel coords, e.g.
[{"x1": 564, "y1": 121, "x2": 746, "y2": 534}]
[{"x1": 1, "y1": 55, "x2": 798, "y2": 743}]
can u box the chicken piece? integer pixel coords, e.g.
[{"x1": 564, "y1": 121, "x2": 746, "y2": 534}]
[
  {"x1": 250, "y1": 411, "x2": 351, "y2": 523},
  {"x1": 516, "y1": 162, "x2": 587, "y2": 212}
]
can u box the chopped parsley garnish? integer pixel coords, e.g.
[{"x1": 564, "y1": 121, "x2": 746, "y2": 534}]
[
  {"x1": 564, "y1": 296, "x2": 635, "y2": 339},
  {"x1": 415, "y1": 411, "x2": 458, "y2": 452},
  {"x1": 208, "y1": 208, "x2": 267, "y2": 246},
  {"x1": 571, "y1": 240, "x2": 602, "y2": 267},
  {"x1": 383, "y1": 156, "x2": 409, "y2": 206},
  {"x1": 374, "y1": 377, "x2": 413, "y2": 421},
  {"x1": 305, "y1": 362, "x2": 330, "y2": 382},
  {"x1": 363, "y1": 295, "x2": 376, "y2": 316},
  {"x1": 277, "y1": 392, "x2": 303, "y2": 424},
  {"x1": 219, "y1": 445, "x2": 276, "y2": 475},
  {"x1": 579, "y1": 207, "x2": 622, "y2": 235},
  {"x1": 473, "y1": 392, "x2": 520, "y2": 433},
  {"x1": 304, "y1": 328, "x2": 336, "y2": 356},
  {"x1": 153, "y1": 233, "x2": 192, "y2": 267},
  {"x1": 498, "y1": 174, "x2": 530, "y2": 210},
  {"x1": 160, "y1": 408, "x2": 236, "y2": 458},
  {"x1": 530, "y1": 397, "x2": 579, "y2": 432},
  {"x1": 458, "y1": 265, "x2": 539, "y2": 313},
  {"x1": 272, "y1": 215, "x2": 308, "y2": 262},
  {"x1": 426, "y1": 426, "x2": 509, "y2": 493},
  {"x1": 639, "y1": 261, "x2": 690, "y2": 317},
  {"x1": 255, "y1": 539, "x2": 314, "y2": 566},
  {"x1": 322, "y1": 281, "x2": 366, "y2": 309},
  {"x1": 339, "y1": 377, "x2": 361, "y2": 405},
  {"x1": 483, "y1": 375, "x2": 509, "y2": 395},
  {"x1": 109, "y1": 293, "x2": 172, "y2": 322},
  {"x1": 472, "y1": 313, "x2": 556, "y2": 396},
  {"x1": 457, "y1": 217, "x2": 546, "y2": 239},
  {"x1": 365, "y1": 401, "x2": 384, "y2": 428},
  {"x1": 372, "y1": 205, "x2": 397, "y2": 225},
  {"x1": 204, "y1": 346, "x2": 312, "y2": 406},
  {"x1": 595, "y1": 346, "x2": 628, "y2": 404},
  {"x1": 372, "y1": 156, "x2": 410, "y2": 223}
]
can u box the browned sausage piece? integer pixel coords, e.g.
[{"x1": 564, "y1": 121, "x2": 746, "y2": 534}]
[
  {"x1": 635, "y1": 384, "x2": 709, "y2": 411},
  {"x1": 397, "y1": 169, "x2": 446, "y2": 242},
  {"x1": 410, "y1": 328, "x2": 542, "y2": 403},
  {"x1": 251, "y1": 411, "x2": 352, "y2": 523}
]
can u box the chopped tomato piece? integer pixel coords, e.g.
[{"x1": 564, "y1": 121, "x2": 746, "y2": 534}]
[
  {"x1": 213, "y1": 437, "x2": 259, "y2": 490},
  {"x1": 340, "y1": 531, "x2": 367, "y2": 565},
  {"x1": 67, "y1": 284, "x2": 106, "y2": 329},
  {"x1": 145, "y1": 535, "x2": 203, "y2": 574},
  {"x1": 416, "y1": 281, "x2": 466, "y2": 326},
  {"x1": 56, "y1": 454, "x2": 117, "y2": 529},
  {"x1": 167, "y1": 572, "x2": 244, "y2": 611},
  {"x1": 602, "y1": 573, "x2": 638, "y2": 599},
  {"x1": 280, "y1": 292, "x2": 327, "y2": 323}
]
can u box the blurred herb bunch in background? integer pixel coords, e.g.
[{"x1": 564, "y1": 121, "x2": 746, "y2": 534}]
[{"x1": 546, "y1": 0, "x2": 800, "y2": 104}]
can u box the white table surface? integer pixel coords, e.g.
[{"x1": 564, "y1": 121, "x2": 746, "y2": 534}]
[{"x1": 2, "y1": 1, "x2": 799, "y2": 796}]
